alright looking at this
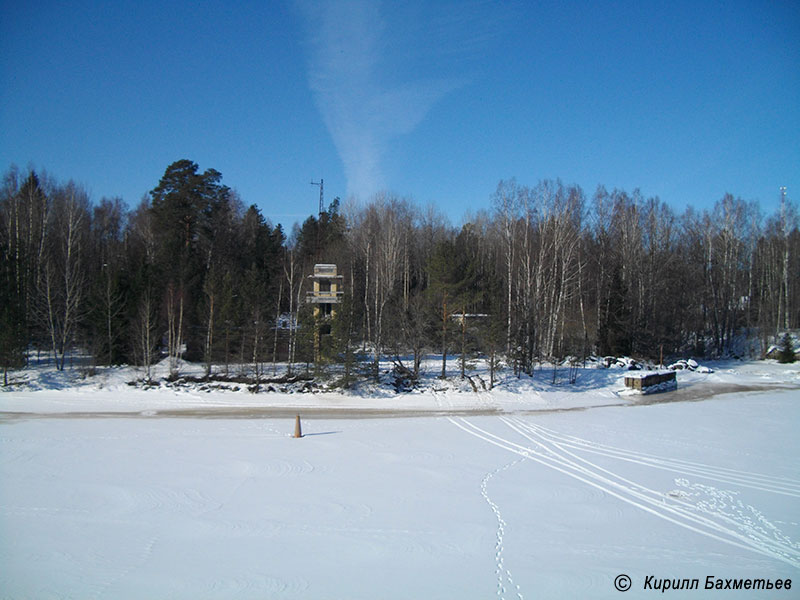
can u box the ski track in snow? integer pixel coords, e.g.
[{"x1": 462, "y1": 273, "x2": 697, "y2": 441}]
[
  {"x1": 524, "y1": 421, "x2": 800, "y2": 497},
  {"x1": 505, "y1": 417, "x2": 800, "y2": 564},
  {"x1": 447, "y1": 414, "x2": 800, "y2": 570}
]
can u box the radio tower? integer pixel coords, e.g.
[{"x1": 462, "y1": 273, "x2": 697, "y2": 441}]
[{"x1": 310, "y1": 179, "x2": 324, "y2": 217}]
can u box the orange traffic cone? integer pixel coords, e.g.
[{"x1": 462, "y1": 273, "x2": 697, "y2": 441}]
[{"x1": 294, "y1": 414, "x2": 302, "y2": 438}]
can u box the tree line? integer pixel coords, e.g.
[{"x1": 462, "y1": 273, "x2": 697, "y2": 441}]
[{"x1": 1, "y1": 161, "x2": 797, "y2": 385}]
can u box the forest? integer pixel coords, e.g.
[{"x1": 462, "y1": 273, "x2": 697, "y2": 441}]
[{"x1": 1, "y1": 160, "x2": 797, "y2": 386}]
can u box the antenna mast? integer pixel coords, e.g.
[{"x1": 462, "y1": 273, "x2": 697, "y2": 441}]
[{"x1": 310, "y1": 179, "x2": 324, "y2": 217}]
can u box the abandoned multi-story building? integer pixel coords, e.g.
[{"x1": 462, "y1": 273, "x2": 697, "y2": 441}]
[
  {"x1": 306, "y1": 264, "x2": 343, "y2": 358},
  {"x1": 306, "y1": 264, "x2": 343, "y2": 315}
]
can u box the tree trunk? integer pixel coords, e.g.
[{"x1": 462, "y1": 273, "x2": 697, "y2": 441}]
[
  {"x1": 271, "y1": 278, "x2": 283, "y2": 375},
  {"x1": 460, "y1": 305, "x2": 466, "y2": 379},
  {"x1": 441, "y1": 292, "x2": 448, "y2": 379},
  {"x1": 204, "y1": 292, "x2": 215, "y2": 377},
  {"x1": 782, "y1": 189, "x2": 790, "y2": 331},
  {"x1": 167, "y1": 284, "x2": 184, "y2": 377},
  {"x1": 252, "y1": 313, "x2": 261, "y2": 392},
  {"x1": 489, "y1": 345, "x2": 495, "y2": 390},
  {"x1": 135, "y1": 290, "x2": 155, "y2": 382},
  {"x1": 363, "y1": 240, "x2": 371, "y2": 352},
  {"x1": 43, "y1": 266, "x2": 59, "y2": 369}
]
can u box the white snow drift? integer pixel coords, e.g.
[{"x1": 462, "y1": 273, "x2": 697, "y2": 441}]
[{"x1": 1, "y1": 359, "x2": 798, "y2": 598}]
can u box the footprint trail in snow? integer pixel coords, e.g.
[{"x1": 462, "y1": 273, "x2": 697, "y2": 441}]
[{"x1": 481, "y1": 458, "x2": 525, "y2": 600}]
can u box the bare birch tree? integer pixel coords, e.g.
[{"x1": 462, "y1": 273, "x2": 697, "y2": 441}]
[
  {"x1": 492, "y1": 179, "x2": 519, "y2": 355},
  {"x1": 133, "y1": 289, "x2": 157, "y2": 381},
  {"x1": 165, "y1": 283, "x2": 184, "y2": 377},
  {"x1": 38, "y1": 183, "x2": 89, "y2": 370}
]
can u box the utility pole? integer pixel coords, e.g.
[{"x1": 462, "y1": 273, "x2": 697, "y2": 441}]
[{"x1": 311, "y1": 179, "x2": 324, "y2": 217}]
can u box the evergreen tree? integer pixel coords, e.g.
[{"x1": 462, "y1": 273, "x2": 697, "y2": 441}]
[
  {"x1": 329, "y1": 293, "x2": 356, "y2": 387},
  {"x1": 0, "y1": 244, "x2": 26, "y2": 383},
  {"x1": 426, "y1": 236, "x2": 476, "y2": 378},
  {"x1": 778, "y1": 333, "x2": 796, "y2": 364},
  {"x1": 597, "y1": 266, "x2": 632, "y2": 357},
  {"x1": 149, "y1": 160, "x2": 235, "y2": 362},
  {"x1": 86, "y1": 197, "x2": 128, "y2": 365},
  {"x1": 295, "y1": 302, "x2": 316, "y2": 375}
]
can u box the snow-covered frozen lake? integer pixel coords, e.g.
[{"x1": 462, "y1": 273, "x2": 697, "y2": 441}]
[{"x1": 2, "y1": 363, "x2": 799, "y2": 598}]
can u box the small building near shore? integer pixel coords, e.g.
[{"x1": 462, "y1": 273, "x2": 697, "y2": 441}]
[{"x1": 624, "y1": 370, "x2": 677, "y2": 393}]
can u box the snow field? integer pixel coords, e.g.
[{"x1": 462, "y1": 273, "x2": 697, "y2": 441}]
[
  {"x1": 1, "y1": 367, "x2": 799, "y2": 598},
  {"x1": 1, "y1": 417, "x2": 504, "y2": 599}
]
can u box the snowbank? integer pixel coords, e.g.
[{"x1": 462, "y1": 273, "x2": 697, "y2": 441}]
[{"x1": 1, "y1": 357, "x2": 797, "y2": 416}]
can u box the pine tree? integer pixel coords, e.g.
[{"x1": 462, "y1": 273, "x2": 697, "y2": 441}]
[
  {"x1": 149, "y1": 160, "x2": 234, "y2": 362},
  {"x1": 326, "y1": 293, "x2": 352, "y2": 386},
  {"x1": 426, "y1": 237, "x2": 477, "y2": 378},
  {"x1": 0, "y1": 248, "x2": 26, "y2": 383},
  {"x1": 598, "y1": 266, "x2": 632, "y2": 357},
  {"x1": 778, "y1": 333, "x2": 796, "y2": 364}
]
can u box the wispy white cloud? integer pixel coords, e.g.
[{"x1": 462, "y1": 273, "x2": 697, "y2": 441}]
[{"x1": 295, "y1": 0, "x2": 467, "y2": 200}]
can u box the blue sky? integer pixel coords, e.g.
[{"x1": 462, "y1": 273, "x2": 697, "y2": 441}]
[{"x1": 2, "y1": 0, "x2": 798, "y2": 229}]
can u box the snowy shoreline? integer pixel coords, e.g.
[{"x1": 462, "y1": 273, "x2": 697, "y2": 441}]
[
  {"x1": 2, "y1": 358, "x2": 797, "y2": 416},
  {"x1": 2, "y1": 381, "x2": 797, "y2": 422}
]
